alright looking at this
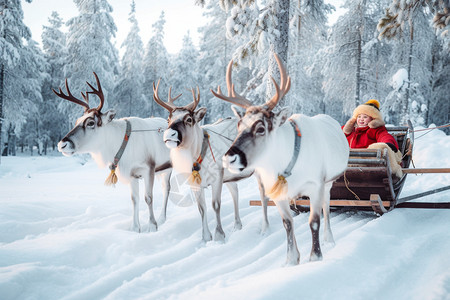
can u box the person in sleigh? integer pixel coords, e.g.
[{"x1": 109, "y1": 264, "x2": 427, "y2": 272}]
[{"x1": 342, "y1": 99, "x2": 403, "y2": 177}]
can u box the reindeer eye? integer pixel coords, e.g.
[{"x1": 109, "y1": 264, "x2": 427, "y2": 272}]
[
  {"x1": 186, "y1": 117, "x2": 193, "y2": 124},
  {"x1": 86, "y1": 120, "x2": 95, "y2": 128},
  {"x1": 255, "y1": 126, "x2": 265, "y2": 136}
]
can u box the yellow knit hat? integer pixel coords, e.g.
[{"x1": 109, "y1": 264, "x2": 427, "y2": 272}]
[
  {"x1": 351, "y1": 99, "x2": 385, "y2": 128},
  {"x1": 352, "y1": 99, "x2": 383, "y2": 121}
]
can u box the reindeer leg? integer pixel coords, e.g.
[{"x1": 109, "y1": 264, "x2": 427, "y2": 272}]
[
  {"x1": 130, "y1": 179, "x2": 141, "y2": 233},
  {"x1": 211, "y1": 169, "x2": 226, "y2": 242},
  {"x1": 157, "y1": 170, "x2": 171, "y2": 225},
  {"x1": 309, "y1": 186, "x2": 323, "y2": 261},
  {"x1": 322, "y1": 182, "x2": 335, "y2": 245},
  {"x1": 255, "y1": 173, "x2": 269, "y2": 234},
  {"x1": 275, "y1": 199, "x2": 300, "y2": 265},
  {"x1": 144, "y1": 165, "x2": 158, "y2": 232},
  {"x1": 193, "y1": 187, "x2": 212, "y2": 242},
  {"x1": 225, "y1": 182, "x2": 242, "y2": 231}
]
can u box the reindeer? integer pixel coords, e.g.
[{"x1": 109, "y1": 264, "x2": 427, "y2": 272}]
[
  {"x1": 54, "y1": 73, "x2": 172, "y2": 233},
  {"x1": 211, "y1": 54, "x2": 350, "y2": 265},
  {"x1": 153, "y1": 80, "x2": 270, "y2": 242}
]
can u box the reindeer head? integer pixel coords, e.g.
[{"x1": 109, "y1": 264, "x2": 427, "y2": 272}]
[
  {"x1": 153, "y1": 79, "x2": 206, "y2": 149},
  {"x1": 211, "y1": 53, "x2": 292, "y2": 173},
  {"x1": 53, "y1": 72, "x2": 116, "y2": 156}
]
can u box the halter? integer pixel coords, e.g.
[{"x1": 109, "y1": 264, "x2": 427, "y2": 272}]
[{"x1": 105, "y1": 119, "x2": 132, "y2": 186}]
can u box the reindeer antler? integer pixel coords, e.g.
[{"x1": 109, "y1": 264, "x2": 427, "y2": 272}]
[
  {"x1": 263, "y1": 53, "x2": 291, "y2": 111},
  {"x1": 52, "y1": 78, "x2": 90, "y2": 112},
  {"x1": 210, "y1": 60, "x2": 253, "y2": 109},
  {"x1": 153, "y1": 79, "x2": 182, "y2": 113},
  {"x1": 184, "y1": 87, "x2": 200, "y2": 111},
  {"x1": 211, "y1": 53, "x2": 291, "y2": 112},
  {"x1": 85, "y1": 72, "x2": 105, "y2": 112}
]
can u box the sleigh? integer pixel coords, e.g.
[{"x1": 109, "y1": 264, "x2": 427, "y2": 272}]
[{"x1": 250, "y1": 121, "x2": 450, "y2": 214}]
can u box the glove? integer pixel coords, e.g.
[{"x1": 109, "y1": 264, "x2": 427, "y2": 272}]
[
  {"x1": 343, "y1": 117, "x2": 356, "y2": 134},
  {"x1": 386, "y1": 142, "x2": 398, "y2": 153}
]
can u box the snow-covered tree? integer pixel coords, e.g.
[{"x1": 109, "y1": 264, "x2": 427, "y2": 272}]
[
  {"x1": 378, "y1": 0, "x2": 450, "y2": 42},
  {"x1": 169, "y1": 32, "x2": 200, "y2": 108},
  {"x1": 63, "y1": 0, "x2": 119, "y2": 122},
  {"x1": 378, "y1": 3, "x2": 435, "y2": 125},
  {"x1": 198, "y1": 0, "x2": 237, "y2": 123},
  {"x1": 143, "y1": 11, "x2": 170, "y2": 117},
  {"x1": 0, "y1": 0, "x2": 45, "y2": 160},
  {"x1": 112, "y1": 0, "x2": 145, "y2": 118},
  {"x1": 41, "y1": 11, "x2": 69, "y2": 150},
  {"x1": 288, "y1": 0, "x2": 332, "y2": 115}
]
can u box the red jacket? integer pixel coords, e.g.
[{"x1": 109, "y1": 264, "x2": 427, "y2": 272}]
[{"x1": 344, "y1": 125, "x2": 398, "y2": 150}]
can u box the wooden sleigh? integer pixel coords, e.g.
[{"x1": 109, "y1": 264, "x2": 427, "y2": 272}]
[{"x1": 250, "y1": 121, "x2": 450, "y2": 215}]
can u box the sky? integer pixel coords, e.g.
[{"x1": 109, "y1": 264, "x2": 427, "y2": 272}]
[
  {"x1": 22, "y1": 0, "x2": 347, "y2": 56},
  {"x1": 22, "y1": 0, "x2": 208, "y2": 55},
  {"x1": 0, "y1": 125, "x2": 449, "y2": 299}
]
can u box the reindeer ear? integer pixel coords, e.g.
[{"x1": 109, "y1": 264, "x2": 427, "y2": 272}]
[
  {"x1": 194, "y1": 107, "x2": 207, "y2": 123},
  {"x1": 274, "y1": 107, "x2": 292, "y2": 127},
  {"x1": 105, "y1": 110, "x2": 116, "y2": 123},
  {"x1": 231, "y1": 105, "x2": 245, "y2": 119}
]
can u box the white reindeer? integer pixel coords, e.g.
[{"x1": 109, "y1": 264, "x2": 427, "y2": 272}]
[
  {"x1": 212, "y1": 54, "x2": 349, "y2": 265},
  {"x1": 54, "y1": 73, "x2": 172, "y2": 233},
  {"x1": 153, "y1": 81, "x2": 270, "y2": 242}
]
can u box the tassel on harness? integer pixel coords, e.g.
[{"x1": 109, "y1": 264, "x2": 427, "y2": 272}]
[
  {"x1": 267, "y1": 120, "x2": 302, "y2": 199},
  {"x1": 188, "y1": 131, "x2": 211, "y2": 186},
  {"x1": 105, "y1": 120, "x2": 131, "y2": 187}
]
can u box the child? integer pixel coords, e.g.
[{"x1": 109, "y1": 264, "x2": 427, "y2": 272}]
[{"x1": 343, "y1": 99, "x2": 403, "y2": 177}]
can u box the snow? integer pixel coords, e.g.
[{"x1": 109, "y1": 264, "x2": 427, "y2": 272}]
[
  {"x1": 1, "y1": 128, "x2": 449, "y2": 300},
  {"x1": 391, "y1": 68, "x2": 409, "y2": 91}
]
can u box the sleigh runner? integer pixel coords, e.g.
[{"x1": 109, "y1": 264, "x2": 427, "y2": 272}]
[{"x1": 250, "y1": 121, "x2": 450, "y2": 214}]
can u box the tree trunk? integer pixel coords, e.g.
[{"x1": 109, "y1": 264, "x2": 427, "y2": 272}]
[
  {"x1": 0, "y1": 64, "x2": 4, "y2": 164},
  {"x1": 403, "y1": 21, "x2": 414, "y2": 124},
  {"x1": 266, "y1": 0, "x2": 290, "y2": 107},
  {"x1": 354, "y1": 0, "x2": 365, "y2": 107}
]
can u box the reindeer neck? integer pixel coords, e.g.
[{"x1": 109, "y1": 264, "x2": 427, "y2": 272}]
[
  {"x1": 170, "y1": 124, "x2": 204, "y2": 173},
  {"x1": 254, "y1": 122, "x2": 295, "y2": 188},
  {"x1": 90, "y1": 119, "x2": 128, "y2": 169}
]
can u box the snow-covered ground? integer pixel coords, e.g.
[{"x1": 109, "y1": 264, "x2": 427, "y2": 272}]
[{"x1": 1, "y1": 126, "x2": 449, "y2": 300}]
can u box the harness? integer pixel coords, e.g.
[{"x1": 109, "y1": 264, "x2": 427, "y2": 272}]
[
  {"x1": 267, "y1": 119, "x2": 302, "y2": 198},
  {"x1": 105, "y1": 119, "x2": 132, "y2": 186},
  {"x1": 190, "y1": 130, "x2": 211, "y2": 185}
]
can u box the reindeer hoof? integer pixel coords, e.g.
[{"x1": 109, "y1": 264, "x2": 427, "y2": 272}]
[
  {"x1": 202, "y1": 231, "x2": 213, "y2": 242},
  {"x1": 157, "y1": 215, "x2": 166, "y2": 226},
  {"x1": 233, "y1": 221, "x2": 243, "y2": 231},
  {"x1": 148, "y1": 222, "x2": 158, "y2": 232},
  {"x1": 309, "y1": 251, "x2": 323, "y2": 262},
  {"x1": 214, "y1": 229, "x2": 226, "y2": 242}
]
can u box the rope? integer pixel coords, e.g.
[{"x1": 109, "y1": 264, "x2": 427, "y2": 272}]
[
  {"x1": 131, "y1": 127, "x2": 165, "y2": 133},
  {"x1": 410, "y1": 123, "x2": 450, "y2": 133},
  {"x1": 343, "y1": 171, "x2": 361, "y2": 201},
  {"x1": 205, "y1": 128, "x2": 234, "y2": 142}
]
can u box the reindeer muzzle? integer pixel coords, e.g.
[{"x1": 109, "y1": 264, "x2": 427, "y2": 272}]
[
  {"x1": 163, "y1": 128, "x2": 181, "y2": 149},
  {"x1": 58, "y1": 138, "x2": 75, "y2": 156},
  {"x1": 224, "y1": 146, "x2": 247, "y2": 173}
]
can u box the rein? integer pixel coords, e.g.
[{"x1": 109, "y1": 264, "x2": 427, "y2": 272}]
[
  {"x1": 267, "y1": 119, "x2": 302, "y2": 198},
  {"x1": 105, "y1": 119, "x2": 132, "y2": 186},
  {"x1": 131, "y1": 127, "x2": 165, "y2": 133}
]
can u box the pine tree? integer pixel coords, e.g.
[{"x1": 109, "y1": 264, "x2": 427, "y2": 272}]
[
  {"x1": 197, "y1": 0, "x2": 235, "y2": 123},
  {"x1": 63, "y1": 0, "x2": 119, "y2": 122},
  {"x1": 0, "y1": 0, "x2": 42, "y2": 160},
  {"x1": 41, "y1": 11, "x2": 69, "y2": 150},
  {"x1": 112, "y1": 0, "x2": 145, "y2": 118},
  {"x1": 143, "y1": 11, "x2": 170, "y2": 117},
  {"x1": 169, "y1": 32, "x2": 200, "y2": 109}
]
